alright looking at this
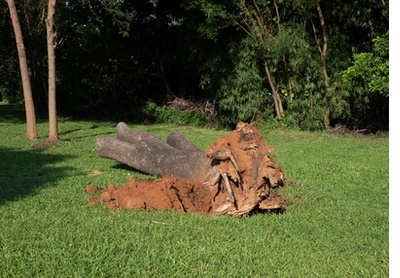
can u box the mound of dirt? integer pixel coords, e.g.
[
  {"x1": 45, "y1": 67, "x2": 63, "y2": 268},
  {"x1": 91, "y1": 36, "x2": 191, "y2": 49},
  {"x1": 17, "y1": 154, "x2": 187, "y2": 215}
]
[
  {"x1": 86, "y1": 177, "x2": 286, "y2": 216},
  {"x1": 86, "y1": 178, "x2": 215, "y2": 214}
]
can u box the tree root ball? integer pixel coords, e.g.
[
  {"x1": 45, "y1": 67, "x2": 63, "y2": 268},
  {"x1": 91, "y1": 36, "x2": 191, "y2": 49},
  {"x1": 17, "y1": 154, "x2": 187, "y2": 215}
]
[{"x1": 88, "y1": 122, "x2": 287, "y2": 216}]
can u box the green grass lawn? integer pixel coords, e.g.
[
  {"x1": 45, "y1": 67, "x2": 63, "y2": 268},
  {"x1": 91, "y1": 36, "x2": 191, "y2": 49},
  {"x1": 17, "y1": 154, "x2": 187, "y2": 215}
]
[{"x1": 0, "y1": 105, "x2": 389, "y2": 277}]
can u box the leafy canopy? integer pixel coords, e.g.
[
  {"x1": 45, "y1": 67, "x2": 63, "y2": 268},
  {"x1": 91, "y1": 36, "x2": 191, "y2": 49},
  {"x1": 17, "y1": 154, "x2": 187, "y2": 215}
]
[{"x1": 342, "y1": 32, "x2": 389, "y2": 97}]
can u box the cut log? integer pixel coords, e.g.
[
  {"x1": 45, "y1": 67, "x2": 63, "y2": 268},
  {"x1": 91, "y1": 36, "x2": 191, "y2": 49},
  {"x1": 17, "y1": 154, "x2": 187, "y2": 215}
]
[{"x1": 96, "y1": 122, "x2": 210, "y2": 181}]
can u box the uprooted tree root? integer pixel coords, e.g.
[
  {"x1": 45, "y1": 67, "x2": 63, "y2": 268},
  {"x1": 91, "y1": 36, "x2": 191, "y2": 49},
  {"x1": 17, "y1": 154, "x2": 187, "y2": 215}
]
[
  {"x1": 87, "y1": 122, "x2": 288, "y2": 216},
  {"x1": 86, "y1": 178, "x2": 287, "y2": 216}
]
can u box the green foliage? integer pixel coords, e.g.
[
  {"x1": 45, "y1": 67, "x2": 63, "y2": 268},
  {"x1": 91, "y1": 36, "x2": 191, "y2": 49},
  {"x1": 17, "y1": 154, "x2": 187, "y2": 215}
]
[
  {"x1": 340, "y1": 33, "x2": 389, "y2": 129},
  {"x1": 260, "y1": 111, "x2": 299, "y2": 130},
  {"x1": 0, "y1": 0, "x2": 389, "y2": 130},
  {"x1": 342, "y1": 33, "x2": 389, "y2": 97},
  {"x1": 99, "y1": 0, "x2": 137, "y2": 37},
  {"x1": 270, "y1": 24, "x2": 328, "y2": 130},
  {"x1": 146, "y1": 102, "x2": 210, "y2": 127},
  {"x1": 216, "y1": 40, "x2": 267, "y2": 127},
  {"x1": 290, "y1": 91, "x2": 326, "y2": 131},
  {"x1": 184, "y1": 0, "x2": 235, "y2": 40},
  {"x1": 265, "y1": 24, "x2": 306, "y2": 72},
  {"x1": 0, "y1": 3, "x2": 26, "y2": 104}
]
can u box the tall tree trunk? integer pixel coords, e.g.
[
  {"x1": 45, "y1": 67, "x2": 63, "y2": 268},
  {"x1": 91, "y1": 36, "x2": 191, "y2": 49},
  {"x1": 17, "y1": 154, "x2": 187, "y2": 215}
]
[
  {"x1": 263, "y1": 61, "x2": 284, "y2": 118},
  {"x1": 315, "y1": 1, "x2": 329, "y2": 89},
  {"x1": 315, "y1": 1, "x2": 330, "y2": 128},
  {"x1": 302, "y1": 2, "x2": 331, "y2": 129},
  {"x1": 274, "y1": 0, "x2": 293, "y2": 107},
  {"x1": 237, "y1": 0, "x2": 285, "y2": 119},
  {"x1": 7, "y1": 0, "x2": 38, "y2": 139},
  {"x1": 46, "y1": 0, "x2": 58, "y2": 141}
]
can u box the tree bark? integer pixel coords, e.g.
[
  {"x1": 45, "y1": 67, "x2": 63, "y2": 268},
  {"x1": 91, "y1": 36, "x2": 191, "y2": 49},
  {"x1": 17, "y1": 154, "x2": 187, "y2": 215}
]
[
  {"x1": 301, "y1": 2, "x2": 331, "y2": 128},
  {"x1": 263, "y1": 60, "x2": 285, "y2": 118},
  {"x1": 46, "y1": 0, "x2": 58, "y2": 141},
  {"x1": 315, "y1": 1, "x2": 331, "y2": 128},
  {"x1": 7, "y1": 0, "x2": 38, "y2": 139},
  {"x1": 96, "y1": 122, "x2": 211, "y2": 181},
  {"x1": 315, "y1": 1, "x2": 329, "y2": 89}
]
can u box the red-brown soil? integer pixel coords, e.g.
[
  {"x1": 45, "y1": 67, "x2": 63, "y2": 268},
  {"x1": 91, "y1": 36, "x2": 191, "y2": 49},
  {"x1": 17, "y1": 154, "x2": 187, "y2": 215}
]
[
  {"x1": 86, "y1": 177, "x2": 285, "y2": 216},
  {"x1": 86, "y1": 178, "x2": 216, "y2": 214}
]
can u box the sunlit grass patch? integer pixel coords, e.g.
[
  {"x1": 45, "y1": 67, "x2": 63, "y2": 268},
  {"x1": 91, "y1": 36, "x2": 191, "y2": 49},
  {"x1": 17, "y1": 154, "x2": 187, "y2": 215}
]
[{"x1": 0, "y1": 107, "x2": 388, "y2": 276}]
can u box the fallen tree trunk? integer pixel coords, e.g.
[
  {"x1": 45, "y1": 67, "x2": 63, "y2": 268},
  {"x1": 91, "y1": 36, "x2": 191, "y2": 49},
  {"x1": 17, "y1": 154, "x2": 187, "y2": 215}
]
[
  {"x1": 92, "y1": 122, "x2": 286, "y2": 216},
  {"x1": 96, "y1": 122, "x2": 210, "y2": 181}
]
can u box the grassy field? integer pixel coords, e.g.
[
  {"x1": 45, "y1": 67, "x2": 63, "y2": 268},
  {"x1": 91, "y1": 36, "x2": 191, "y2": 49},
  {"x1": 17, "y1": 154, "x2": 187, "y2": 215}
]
[{"x1": 0, "y1": 105, "x2": 389, "y2": 277}]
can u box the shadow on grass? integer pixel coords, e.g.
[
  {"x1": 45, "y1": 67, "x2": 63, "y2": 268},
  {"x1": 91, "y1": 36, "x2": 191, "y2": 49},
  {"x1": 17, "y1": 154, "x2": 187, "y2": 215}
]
[
  {"x1": 61, "y1": 130, "x2": 116, "y2": 141},
  {"x1": 0, "y1": 104, "x2": 48, "y2": 124},
  {"x1": 0, "y1": 147, "x2": 77, "y2": 205},
  {"x1": 111, "y1": 163, "x2": 157, "y2": 180},
  {"x1": 59, "y1": 125, "x2": 101, "y2": 137}
]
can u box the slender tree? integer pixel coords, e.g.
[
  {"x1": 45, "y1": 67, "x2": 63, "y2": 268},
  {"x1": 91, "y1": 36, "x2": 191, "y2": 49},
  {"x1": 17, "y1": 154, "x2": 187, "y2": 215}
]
[
  {"x1": 236, "y1": 0, "x2": 285, "y2": 118},
  {"x1": 46, "y1": 0, "x2": 58, "y2": 141},
  {"x1": 6, "y1": 0, "x2": 38, "y2": 139},
  {"x1": 314, "y1": 1, "x2": 330, "y2": 128},
  {"x1": 300, "y1": 1, "x2": 331, "y2": 128},
  {"x1": 314, "y1": 1, "x2": 329, "y2": 89}
]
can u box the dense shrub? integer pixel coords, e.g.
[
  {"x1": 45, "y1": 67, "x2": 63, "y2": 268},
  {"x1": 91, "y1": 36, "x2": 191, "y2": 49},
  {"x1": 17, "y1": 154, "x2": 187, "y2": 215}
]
[{"x1": 145, "y1": 102, "x2": 210, "y2": 127}]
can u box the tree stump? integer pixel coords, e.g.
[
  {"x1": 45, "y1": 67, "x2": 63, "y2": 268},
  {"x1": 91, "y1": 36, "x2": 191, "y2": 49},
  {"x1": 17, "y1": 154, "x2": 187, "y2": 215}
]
[{"x1": 91, "y1": 122, "x2": 286, "y2": 216}]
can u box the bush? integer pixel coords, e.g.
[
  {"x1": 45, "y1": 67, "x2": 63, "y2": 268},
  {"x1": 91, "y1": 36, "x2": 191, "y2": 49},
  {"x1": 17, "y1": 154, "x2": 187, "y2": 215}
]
[
  {"x1": 145, "y1": 102, "x2": 210, "y2": 127},
  {"x1": 340, "y1": 33, "x2": 389, "y2": 129},
  {"x1": 259, "y1": 110, "x2": 299, "y2": 130}
]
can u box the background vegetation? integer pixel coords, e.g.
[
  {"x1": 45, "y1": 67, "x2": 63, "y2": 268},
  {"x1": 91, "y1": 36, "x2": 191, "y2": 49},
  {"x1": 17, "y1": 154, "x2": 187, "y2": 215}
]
[
  {"x1": 0, "y1": 105, "x2": 389, "y2": 276},
  {"x1": 0, "y1": 0, "x2": 389, "y2": 131}
]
